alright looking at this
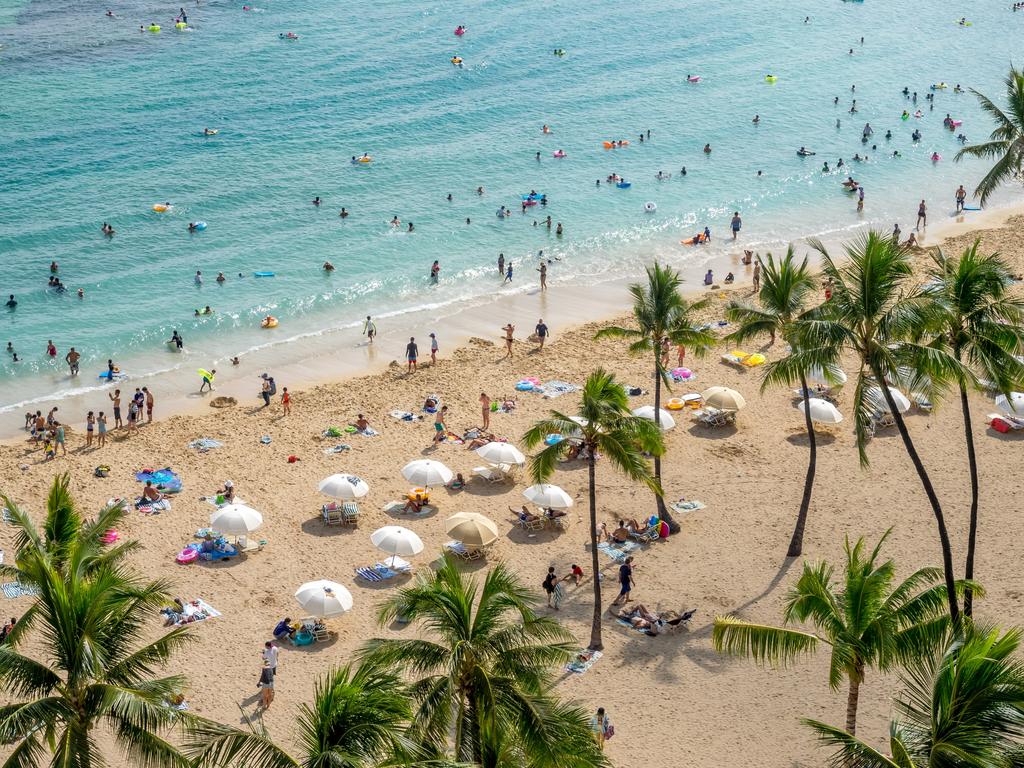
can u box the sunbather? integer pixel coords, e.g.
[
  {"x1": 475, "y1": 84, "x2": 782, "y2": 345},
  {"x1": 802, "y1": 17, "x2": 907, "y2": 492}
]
[
  {"x1": 510, "y1": 505, "x2": 541, "y2": 523},
  {"x1": 597, "y1": 522, "x2": 609, "y2": 543},
  {"x1": 466, "y1": 433, "x2": 494, "y2": 450},
  {"x1": 446, "y1": 473, "x2": 465, "y2": 490},
  {"x1": 500, "y1": 396, "x2": 516, "y2": 412},
  {"x1": 350, "y1": 414, "x2": 371, "y2": 432},
  {"x1": 610, "y1": 521, "x2": 630, "y2": 543},
  {"x1": 544, "y1": 506, "x2": 567, "y2": 519},
  {"x1": 404, "y1": 495, "x2": 428, "y2": 514},
  {"x1": 216, "y1": 480, "x2": 235, "y2": 503},
  {"x1": 626, "y1": 517, "x2": 654, "y2": 534},
  {"x1": 140, "y1": 481, "x2": 164, "y2": 503},
  {"x1": 616, "y1": 603, "x2": 660, "y2": 631}
]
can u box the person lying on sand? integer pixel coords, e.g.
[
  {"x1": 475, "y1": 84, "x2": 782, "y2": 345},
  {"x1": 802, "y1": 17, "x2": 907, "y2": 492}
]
[
  {"x1": 626, "y1": 517, "x2": 654, "y2": 535},
  {"x1": 466, "y1": 433, "x2": 495, "y2": 450}
]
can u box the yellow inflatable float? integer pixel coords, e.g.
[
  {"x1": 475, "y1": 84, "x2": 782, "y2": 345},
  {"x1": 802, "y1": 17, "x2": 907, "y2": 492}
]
[
  {"x1": 152, "y1": 203, "x2": 170, "y2": 212},
  {"x1": 666, "y1": 398, "x2": 685, "y2": 410},
  {"x1": 261, "y1": 316, "x2": 279, "y2": 329},
  {"x1": 148, "y1": 24, "x2": 161, "y2": 32}
]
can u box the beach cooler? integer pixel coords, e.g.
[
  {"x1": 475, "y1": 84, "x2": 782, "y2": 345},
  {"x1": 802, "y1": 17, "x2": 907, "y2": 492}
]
[{"x1": 991, "y1": 417, "x2": 1011, "y2": 434}]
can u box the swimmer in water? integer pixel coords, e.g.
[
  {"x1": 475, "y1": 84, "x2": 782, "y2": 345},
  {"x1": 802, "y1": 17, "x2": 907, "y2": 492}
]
[
  {"x1": 216, "y1": 272, "x2": 226, "y2": 283},
  {"x1": 752, "y1": 114, "x2": 760, "y2": 124},
  {"x1": 313, "y1": 196, "x2": 321, "y2": 206},
  {"x1": 390, "y1": 215, "x2": 400, "y2": 226},
  {"x1": 339, "y1": 207, "x2": 348, "y2": 218},
  {"x1": 542, "y1": 124, "x2": 551, "y2": 134},
  {"x1": 703, "y1": 143, "x2": 712, "y2": 153},
  {"x1": 408, "y1": 222, "x2": 414, "y2": 232},
  {"x1": 446, "y1": 193, "x2": 452, "y2": 201},
  {"x1": 106, "y1": 9, "x2": 115, "y2": 16},
  {"x1": 680, "y1": 166, "x2": 687, "y2": 176},
  {"x1": 323, "y1": 261, "x2": 335, "y2": 271},
  {"x1": 188, "y1": 222, "x2": 198, "y2": 232},
  {"x1": 476, "y1": 186, "x2": 484, "y2": 195}
]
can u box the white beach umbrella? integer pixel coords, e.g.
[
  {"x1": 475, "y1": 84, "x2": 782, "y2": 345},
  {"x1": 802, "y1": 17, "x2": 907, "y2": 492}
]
[
  {"x1": 370, "y1": 525, "x2": 424, "y2": 566},
  {"x1": 866, "y1": 386, "x2": 911, "y2": 414},
  {"x1": 294, "y1": 580, "x2": 353, "y2": 618},
  {"x1": 318, "y1": 473, "x2": 370, "y2": 500},
  {"x1": 209, "y1": 503, "x2": 263, "y2": 535},
  {"x1": 445, "y1": 512, "x2": 499, "y2": 547},
  {"x1": 797, "y1": 397, "x2": 844, "y2": 424},
  {"x1": 806, "y1": 366, "x2": 848, "y2": 387},
  {"x1": 995, "y1": 392, "x2": 1024, "y2": 417},
  {"x1": 701, "y1": 386, "x2": 747, "y2": 412},
  {"x1": 631, "y1": 405, "x2": 676, "y2": 430},
  {"x1": 475, "y1": 442, "x2": 526, "y2": 466},
  {"x1": 523, "y1": 484, "x2": 574, "y2": 509},
  {"x1": 401, "y1": 459, "x2": 453, "y2": 487}
]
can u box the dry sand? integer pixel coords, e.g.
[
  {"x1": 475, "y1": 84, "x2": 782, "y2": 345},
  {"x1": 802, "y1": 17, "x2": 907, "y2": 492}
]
[{"x1": 2, "y1": 215, "x2": 1024, "y2": 767}]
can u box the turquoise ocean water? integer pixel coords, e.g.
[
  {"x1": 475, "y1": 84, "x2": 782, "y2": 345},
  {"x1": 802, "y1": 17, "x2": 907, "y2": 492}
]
[{"x1": 1, "y1": 0, "x2": 1022, "y2": 414}]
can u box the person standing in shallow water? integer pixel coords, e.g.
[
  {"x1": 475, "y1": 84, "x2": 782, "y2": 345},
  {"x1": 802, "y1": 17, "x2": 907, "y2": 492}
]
[{"x1": 537, "y1": 262, "x2": 547, "y2": 290}]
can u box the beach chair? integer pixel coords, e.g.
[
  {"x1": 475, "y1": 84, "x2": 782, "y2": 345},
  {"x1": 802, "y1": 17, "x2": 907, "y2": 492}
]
[
  {"x1": 516, "y1": 515, "x2": 545, "y2": 532},
  {"x1": 912, "y1": 393, "x2": 933, "y2": 413},
  {"x1": 341, "y1": 502, "x2": 360, "y2": 526},
  {"x1": 629, "y1": 526, "x2": 660, "y2": 543},
  {"x1": 868, "y1": 410, "x2": 896, "y2": 435},
  {"x1": 473, "y1": 463, "x2": 514, "y2": 484},
  {"x1": 301, "y1": 617, "x2": 329, "y2": 642},
  {"x1": 322, "y1": 503, "x2": 345, "y2": 525},
  {"x1": 546, "y1": 513, "x2": 570, "y2": 531},
  {"x1": 694, "y1": 407, "x2": 734, "y2": 427},
  {"x1": 445, "y1": 541, "x2": 483, "y2": 561},
  {"x1": 355, "y1": 563, "x2": 402, "y2": 582},
  {"x1": 659, "y1": 608, "x2": 697, "y2": 634},
  {"x1": 722, "y1": 350, "x2": 766, "y2": 368}
]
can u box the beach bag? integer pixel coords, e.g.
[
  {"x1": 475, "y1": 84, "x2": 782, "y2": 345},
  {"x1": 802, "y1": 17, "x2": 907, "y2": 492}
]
[
  {"x1": 991, "y1": 417, "x2": 1011, "y2": 434},
  {"x1": 628, "y1": 387, "x2": 642, "y2": 396},
  {"x1": 604, "y1": 723, "x2": 615, "y2": 740},
  {"x1": 94, "y1": 465, "x2": 110, "y2": 478}
]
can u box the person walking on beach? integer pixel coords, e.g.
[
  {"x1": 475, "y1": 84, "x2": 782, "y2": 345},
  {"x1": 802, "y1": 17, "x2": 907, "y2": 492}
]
[
  {"x1": 542, "y1": 566, "x2": 565, "y2": 610},
  {"x1": 97, "y1": 412, "x2": 107, "y2": 446},
  {"x1": 257, "y1": 660, "x2": 274, "y2": 710},
  {"x1": 65, "y1": 347, "x2": 80, "y2": 376},
  {"x1": 752, "y1": 261, "x2": 761, "y2": 293},
  {"x1": 281, "y1": 387, "x2": 291, "y2": 415},
  {"x1": 537, "y1": 261, "x2": 547, "y2": 290},
  {"x1": 260, "y1": 375, "x2": 271, "y2": 407},
  {"x1": 591, "y1": 708, "x2": 611, "y2": 751},
  {"x1": 143, "y1": 387, "x2": 154, "y2": 423},
  {"x1": 126, "y1": 398, "x2": 139, "y2": 434},
  {"x1": 429, "y1": 332, "x2": 438, "y2": 363},
  {"x1": 363, "y1": 315, "x2": 376, "y2": 344},
  {"x1": 86, "y1": 411, "x2": 95, "y2": 448},
  {"x1": 535, "y1": 319, "x2": 549, "y2": 350},
  {"x1": 55, "y1": 422, "x2": 66, "y2": 456},
  {"x1": 501, "y1": 324, "x2": 515, "y2": 359},
  {"x1": 406, "y1": 337, "x2": 418, "y2": 372},
  {"x1": 916, "y1": 199, "x2": 927, "y2": 230},
  {"x1": 432, "y1": 405, "x2": 449, "y2": 444},
  {"x1": 611, "y1": 556, "x2": 635, "y2": 606},
  {"x1": 108, "y1": 390, "x2": 122, "y2": 429},
  {"x1": 730, "y1": 211, "x2": 742, "y2": 240},
  {"x1": 480, "y1": 392, "x2": 491, "y2": 429},
  {"x1": 955, "y1": 184, "x2": 966, "y2": 213}
]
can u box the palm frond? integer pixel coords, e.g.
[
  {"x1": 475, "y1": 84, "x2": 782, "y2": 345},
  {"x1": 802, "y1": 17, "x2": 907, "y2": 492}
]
[{"x1": 711, "y1": 616, "x2": 820, "y2": 666}]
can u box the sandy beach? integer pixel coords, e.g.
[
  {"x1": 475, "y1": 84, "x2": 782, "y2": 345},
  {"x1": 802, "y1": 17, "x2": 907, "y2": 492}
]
[{"x1": 2, "y1": 213, "x2": 1024, "y2": 766}]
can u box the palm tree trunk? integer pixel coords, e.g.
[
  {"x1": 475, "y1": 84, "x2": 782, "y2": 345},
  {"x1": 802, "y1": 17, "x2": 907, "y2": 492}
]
[
  {"x1": 454, "y1": 692, "x2": 466, "y2": 761},
  {"x1": 959, "y1": 383, "x2": 980, "y2": 617},
  {"x1": 587, "y1": 454, "x2": 604, "y2": 651},
  {"x1": 845, "y1": 663, "x2": 864, "y2": 735},
  {"x1": 651, "y1": 348, "x2": 677, "y2": 533},
  {"x1": 787, "y1": 374, "x2": 816, "y2": 558},
  {"x1": 875, "y1": 376, "x2": 960, "y2": 626}
]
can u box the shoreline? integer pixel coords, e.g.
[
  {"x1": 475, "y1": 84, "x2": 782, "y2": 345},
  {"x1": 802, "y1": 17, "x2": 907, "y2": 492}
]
[{"x1": 4, "y1": 197, "x2": 1024, "y2": 444}]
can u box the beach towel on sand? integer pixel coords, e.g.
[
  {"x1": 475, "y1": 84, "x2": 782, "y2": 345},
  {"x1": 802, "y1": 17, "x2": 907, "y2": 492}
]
[
  {"x1": 172, "y1": 599, "x2": 221, "y2": 626},
  {"x1": 566, "y1": 649, "x2": 602, "y2": 674},
  {"x1": 135, "y1": 468, "x2": 182, "y2": 494},
  {"x1": 390, "y1": 410, "x2": 421, "y2": 421},
  {"x1": 670, "y1": 499, "x2": 706, "y2": 513}
]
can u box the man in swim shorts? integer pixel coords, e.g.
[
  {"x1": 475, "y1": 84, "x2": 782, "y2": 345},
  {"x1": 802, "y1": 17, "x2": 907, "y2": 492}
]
[
  {"x1": 65, "y1": 347, "x2": 80, "y2": 376},
  {"x1": 406, "y1": 337, "x2": 418, "y2": 373},
  {"x1": 364, "y1": 315, "x2": 375, "y2": 344},
  {"x1": 535, "y1": 319, "x2": 549, "y2": 350},
  {"x1": 730, "y1": 212, "x2": 742, "y2": 240}
]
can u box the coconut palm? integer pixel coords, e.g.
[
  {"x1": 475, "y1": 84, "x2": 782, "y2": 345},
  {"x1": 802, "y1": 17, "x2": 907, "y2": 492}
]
[
  {"x1": 923, "y1": 243, "x2": 1024, "y2": 618},
  {"x1": 725, "y1": 247, "x2": 840, "y2": 557},
  {"x1": 803, "y1": 232, "x2": 968, "y2": 624},
  {"x1": 954, "y1": 66, "x2": 1024, "y2": 206},
  {"x1": 712, "y1": 531, "x2": 975, "y2": 736},
  {"x1": 522, "y1": 368, "x2": 664, "y2": 650},
  {"x1": 360, "y1": 555, "x2": 606, "y2": 768},
  {"x1": 0, "y1": 477, "x2": 194, "y2": 768},
  {"x1": 188, "y1": 662, "x2": 449, "y2": 768},
  {"x1": 595, "y1": 262, "x2": 716, "y2": 532},
  {"x1": 804, "y1": 626, "x2": 1024, "y2": 767}
]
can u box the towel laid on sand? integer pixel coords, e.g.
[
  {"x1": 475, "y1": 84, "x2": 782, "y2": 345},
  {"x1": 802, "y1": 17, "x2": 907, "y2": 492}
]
[{"x1": 566, "y1": 649, "x2": 603, "y2": 674}]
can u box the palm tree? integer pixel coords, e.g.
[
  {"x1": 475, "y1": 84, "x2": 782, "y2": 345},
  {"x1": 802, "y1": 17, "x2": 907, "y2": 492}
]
[
  {"x1": 189, "y1": 662, "x2": 445, "y2": 768},
  {"x1": 0, "y1": 476, "x2": 194, "y2": 767},
  {"x1": 725, "y1": 247, "x2": 838, "y2": 557},
  {"x1": 522, "y1": 368, "x2": 664, "y2": 650},
  {"x1": 803, "y1": 232, "x2": 968, "y2": 625},
  {"x1": 360, "y1": 555, "x2": 607, "y2": 768},
  {"x1": 712, "y1": 531, "x2": 974, "y2": 736},
  {"x1": 923, "y1": 243, "x2": 1024, "y2": 618},
  {"x1": 954, "y1": 65, "x2": 1024, "y2": 206},
  {"x1": 596, "y1": 262, "x2": 715, "y2": 532},
  {"x1": 804, "y1": 626, "x2": 1024, "y2": 767}
]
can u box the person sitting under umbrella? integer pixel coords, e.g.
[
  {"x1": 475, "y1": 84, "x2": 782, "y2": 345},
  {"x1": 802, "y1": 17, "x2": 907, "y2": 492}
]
[
  {"x1": 404, "y1": 490, "x2": 429, "y2": 514},
  {"x1": 542, "y1": 506, "x2": 567, "y2": 519}
]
